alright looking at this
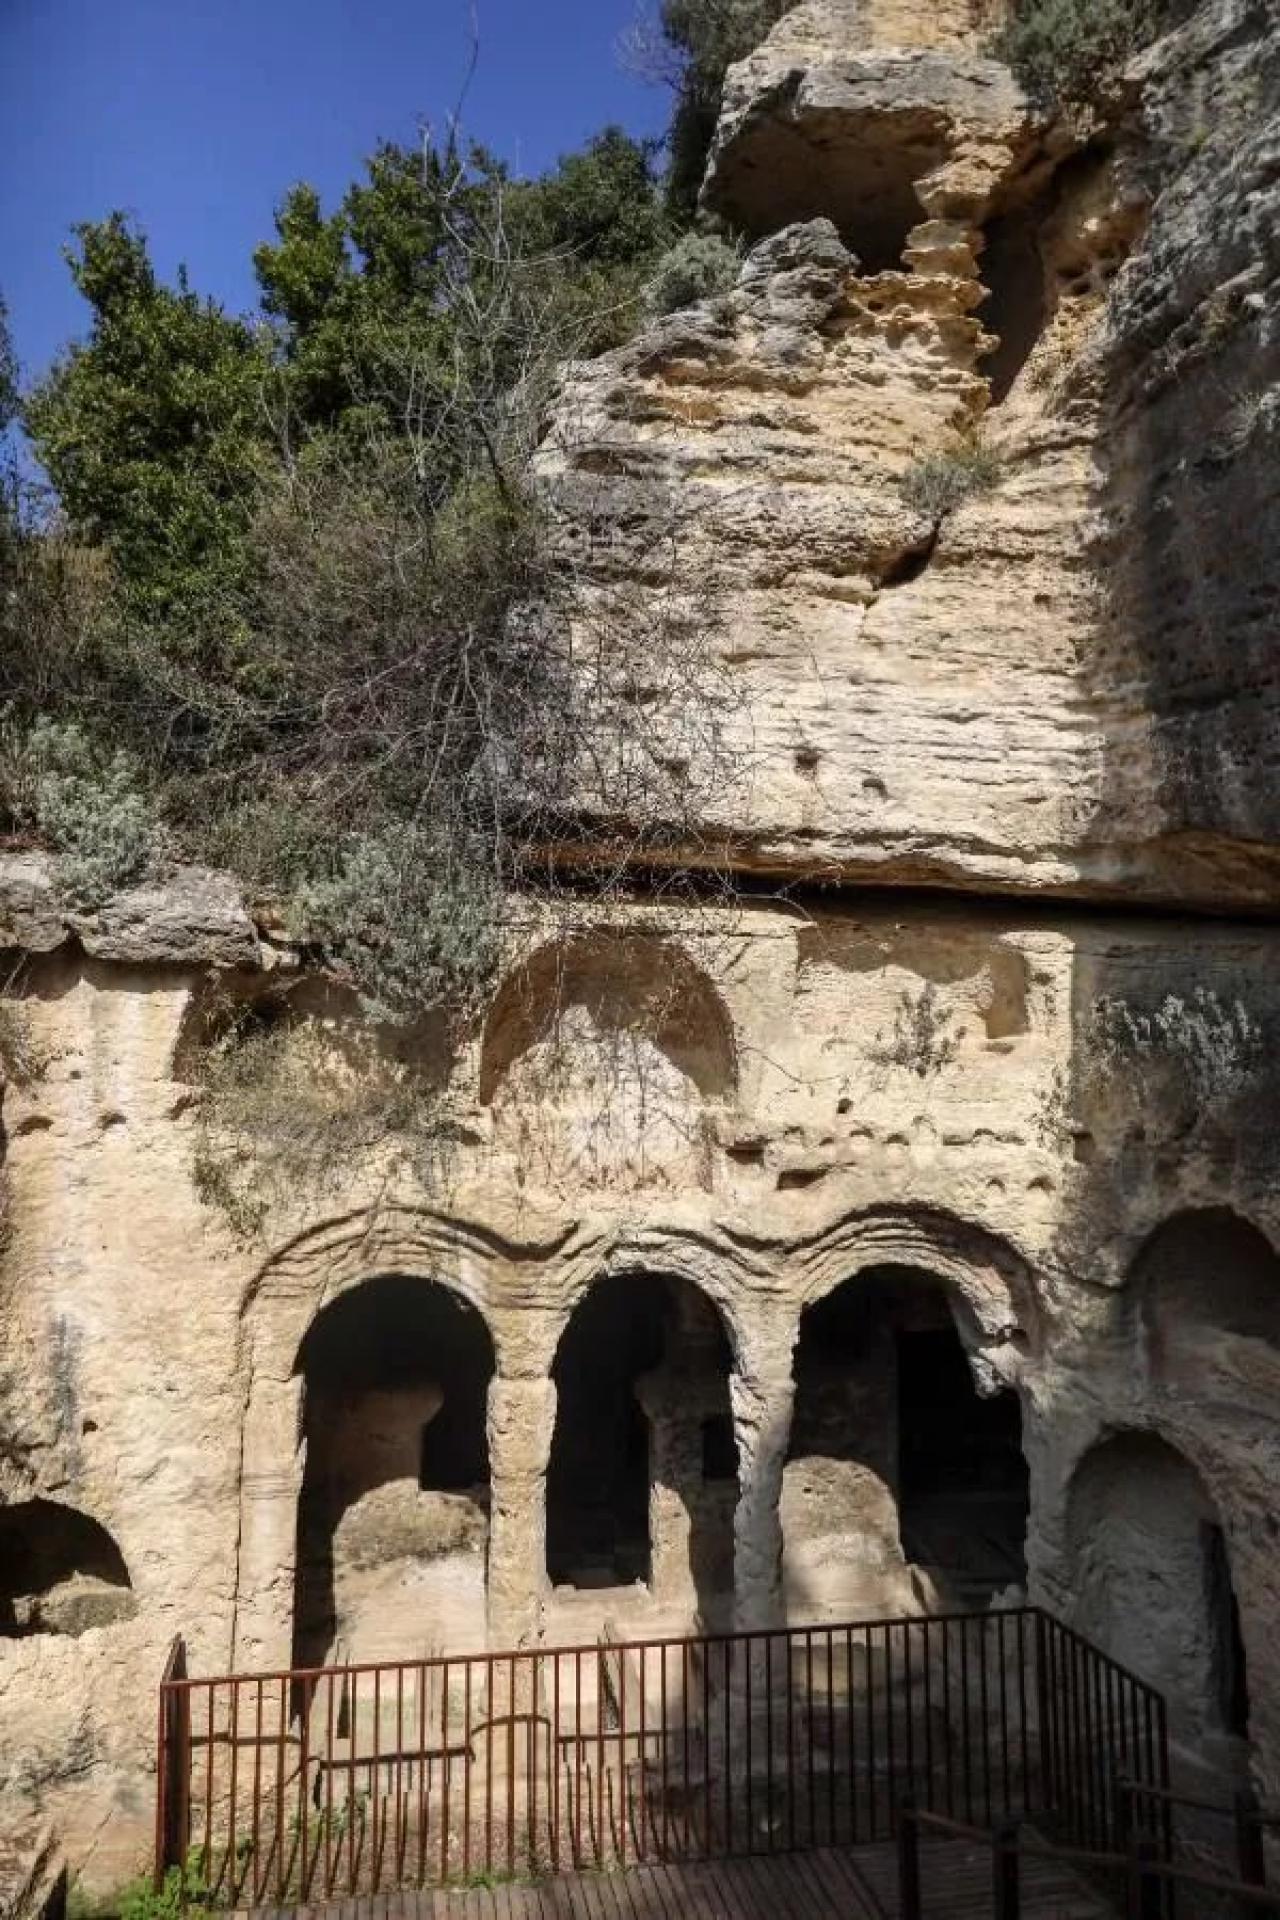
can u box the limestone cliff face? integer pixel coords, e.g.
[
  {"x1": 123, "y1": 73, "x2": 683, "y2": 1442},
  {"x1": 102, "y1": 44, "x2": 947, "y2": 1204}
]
[
  {"x1": 545, "y1": 0, "x2": 1280, "y2": 909},
  {"x1": 3, "y1": 0, "x2": 1280, "y2": 1897}
]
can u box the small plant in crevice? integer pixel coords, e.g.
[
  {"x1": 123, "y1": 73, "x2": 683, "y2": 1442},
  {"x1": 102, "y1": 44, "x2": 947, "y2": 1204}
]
[
  {"x1": 0, "y1": 968, "x2": 49, "y2": 1089},
  {"x1": 868, "y1": 983, "x2": 962, "y2": 1080},
  {"x1": 899, "y1": 440, "x2": 1003, "y2": 524}
]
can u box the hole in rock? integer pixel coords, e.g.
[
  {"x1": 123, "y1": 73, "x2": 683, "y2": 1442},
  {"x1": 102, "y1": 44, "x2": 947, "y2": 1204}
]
[
  {"x1": 0, "y1": 1499, "x2": 135, "y2": 1639},
  {"x1": 1066, "y1": 1433, "x2": 1250, "y2": 1750},
  {"x1": 977, "y1": 207, "x2": 1048, "y2": 404},
  {"x1": 710, "y1": 108, "x2": 951, "y2": 272}
]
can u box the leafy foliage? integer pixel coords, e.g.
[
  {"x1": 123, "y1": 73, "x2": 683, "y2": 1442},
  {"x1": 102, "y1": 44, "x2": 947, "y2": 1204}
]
[
  {"x1": 4, "y1": 124, "x2": 738, "y2": 1225},
  {"x1": 645, "y1": 231, "x2": 741, "y2": 315},
  {"x1": 989, "y1": 0, "x2": 1177, "y2": 108}
]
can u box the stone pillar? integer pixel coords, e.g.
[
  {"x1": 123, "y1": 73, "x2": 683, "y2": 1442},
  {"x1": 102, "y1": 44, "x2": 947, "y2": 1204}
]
[
  {"x1": 486, "y1": 1375, "x2": 556, "y2": 1647},
  {"x1": 730, "y1": 1322, "x2": 798, "y2": 1631},
  {"x1": 232, "y1": 1374, "x2": 304, "y2": 1671},
  {"x1": 637, "y1": 1369, "x2": 703, "y2": 1618}
]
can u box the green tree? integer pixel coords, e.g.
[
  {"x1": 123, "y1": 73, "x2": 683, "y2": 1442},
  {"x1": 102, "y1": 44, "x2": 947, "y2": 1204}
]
[
  {"x1": 24, "y1": 215, "x2": 268, "y2": 617},
  {"x1": 658, "y1": 0, "x2": 794, "y2": 214}
]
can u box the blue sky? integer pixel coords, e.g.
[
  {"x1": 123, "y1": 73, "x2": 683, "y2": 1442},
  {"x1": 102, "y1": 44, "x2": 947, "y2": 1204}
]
[{"x1": 0, "y1": 0, "x2": 668, "y2": 384}]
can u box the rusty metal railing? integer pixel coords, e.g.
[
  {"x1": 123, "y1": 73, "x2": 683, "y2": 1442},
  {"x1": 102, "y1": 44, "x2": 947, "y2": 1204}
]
[{"x1": 155, "y1": 1605, "x2": 1168, "y2": 1905}]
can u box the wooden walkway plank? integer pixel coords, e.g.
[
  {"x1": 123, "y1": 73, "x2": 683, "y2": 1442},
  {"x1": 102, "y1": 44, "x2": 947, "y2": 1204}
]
[{"x1": 250, "y1": 1837, "x2": 1118, "y2": 1919}]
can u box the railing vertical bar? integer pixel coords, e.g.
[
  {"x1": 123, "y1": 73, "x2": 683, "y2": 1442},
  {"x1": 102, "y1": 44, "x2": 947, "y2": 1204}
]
[
  {"x1": 552, "y1": 1652, "x2": 562, "y2": 1875},
  {"x1": 527, "y1": 1652, "x2": 539, "y2": 1878},
  {"x1": 200, "y1": 1681, "x2": 215, "y2": 1896},
  {"x1": 636, "y1": 1644, "x2": 647, "y2": 1862},
  {"x1": 414, "y1": 1661, "x2": 427, "y2": 1890},
  {"x1": 806, "y1": 1629, "x2": 816, "y2": 1848},
  {"x1": 990, "y1": 1612, "x2": 997, "y2": 1820},
  {"x1": 596, "y1": 1644, "x2": 606, "y2": 1869},
  {"x1": 574, "y1": 1650, "x2": 583, "y2": 1869},
  {"x1": 884, "y1": 1622, "x2": 897, "y2": 1837},
  {"x1": 371, "y1": 1664, "x2": 383, "y2": 1893},
  {"x1": 228, "y1": 1680, "x2": 242, "y2": 1905},
  {"x1": 724, "y1": 1638, "x2": 734, "y2": 1858},
  {"x1": 786, "y1": 1630, "x2": 796, "y2": 1851},
  {"x1": 298, "y1": 1675, "x2": 312, "y2": 1901},
  {"x1": 943, "y1": 1616, "x2": 955, "y2": 1820},
  {"x1": 958, "y1": 1612, "x2": 972, "y2": 1825},
  {"x1": 393, "y1": 1664, "x2": 405, "y2": 1883},
  {"x1": 660, "y1": 1643, "x2": 671, "y2": 1861},
  {"x1": 825, "y1": 1628, "x2": 836, "y2": 1846},
  {"x1": 486, "y1": 1654, "x2": 496, "y2": 1876},
  {"x1": 1072, "y1": 1633, "x2": 1089, "y2": 1845},
  {"x1": 844, "y1": 1626, "x2": 856, "y2": 1847},
  {"x1": 462, "y1": 1660, "x2": 473, "y2": 1881},
  {"x1": 618, "y1": 1645, "x2": 628, "y2": 1870},
  {"x1": 459, "y1": 1659, "x2": 470, "y2": 1883},
  {"x1": 344, "y1": 1669, "x2": 357, "y2": 1898},
  {"x1": 921, "y1": 1620, "x2": 934, "y2": 1820},
  {"x1": 1015, "y1": 1611, "x2": 1029, "y2": 1820},
  {"x1": 706, "y1": 1635, "x2": 717, "y2": 1858},
  {"x1": 764, "y1": 1635, "x2": 774, "y2": 1852},
  {"x1": 903, "y1": 1620, "x2": 916, "y2": 1811},
  {"x1": 997, "y1": 1613, "x2": 1010, "y2": 1818},
  {"x1": 865, "y1": 1624, "x2": 877, "y2": 1841},
  {"x1": 743, "y1": 1638, "x2": 753, "y2": 1856},
  {"x1": 508, "y1": 1652, "x2": 517, "y2": 1875},
  {"x1": 1091, "y1": 1646, "x2": 1108, "y2": 1850},
  {"x1": 251, "y1": 1676, "x2": 264, "y2": 1904}
]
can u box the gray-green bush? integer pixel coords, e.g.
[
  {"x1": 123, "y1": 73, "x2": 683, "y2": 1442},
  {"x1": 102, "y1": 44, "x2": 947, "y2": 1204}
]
[
  {"x1": 989, "y1": 0, "x2": 1178, "y2": 108},
  {"x1": 900, "y1": 442, "x2": 1003, "y2": 523},
  {"x1": 645, "y1": 231, "x2": 741, "y2": 315}
]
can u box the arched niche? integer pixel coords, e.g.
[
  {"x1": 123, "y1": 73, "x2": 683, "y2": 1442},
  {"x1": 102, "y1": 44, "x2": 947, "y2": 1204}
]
[
  {"x1": 291, "y1": 1275, "x2": 496, "y2": 1668},
  {"x1": 783, "y1": 1265, "x2": 1028, "y2": 1617},
  {"x1": 0, "y1": 1499, "x2": 135, "y2": 1639},
  {"x1": 545, "y1": 1271, "x2": 737, "y2": 1627},
  {"x1": 479, "y1": 935, "x2": 737, "y2": 1191},
  {"x1": 1065, "y1": 1432, "x2": 1249, "y2": 1748},
  {"x1": 1134, "y1": 1209, "x2": 1280, "y2": 1387}
]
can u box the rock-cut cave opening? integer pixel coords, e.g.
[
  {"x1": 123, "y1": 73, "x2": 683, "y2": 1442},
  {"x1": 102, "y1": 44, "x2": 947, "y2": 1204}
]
[
  {"x1": 546, "y1": 1272, "x2": 737, "y2": 1616},
  {"x1": 784, "y1": 1268, "x2": 1028, "y2": 1613},
  {"x1": 291, "y1": 1275, "x2": 495, "y2": 1670}
]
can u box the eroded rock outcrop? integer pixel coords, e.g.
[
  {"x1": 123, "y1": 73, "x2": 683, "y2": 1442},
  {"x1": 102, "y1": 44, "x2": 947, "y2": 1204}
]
[{"x1": 3, "y1": 0, "x2": 1280, "y2": 1896}]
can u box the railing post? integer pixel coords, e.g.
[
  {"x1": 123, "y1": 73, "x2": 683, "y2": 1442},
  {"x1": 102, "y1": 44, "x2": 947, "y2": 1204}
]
[
  {"x1": 1127, "y1": 1837, "x2": 1163, "y2": 1920},
  {"x1": 153, "y1": 1637, "x2": 189, "y2": 1890},
  {"x1": 1235, "y1": 1787, "x2": 1266, "y2": 1889},
  {"x1": 897, "y1": 1798, "x2": 922, "y2": 1920},
  {"x1": 992, "y1": 1818, "x2": 1021, "y2": 1920}
]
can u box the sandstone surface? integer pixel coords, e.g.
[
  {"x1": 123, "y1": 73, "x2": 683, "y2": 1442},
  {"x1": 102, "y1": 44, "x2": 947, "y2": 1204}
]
[{"x1": 3, "y1": 0, "x2": 1280, "y2": 1900}]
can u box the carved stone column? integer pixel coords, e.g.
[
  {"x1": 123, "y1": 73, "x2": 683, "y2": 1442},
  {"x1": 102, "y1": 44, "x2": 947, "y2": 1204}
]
[
  {"x1": 232, "y1": 1374, "x2": 304, "y2": 1671},
  {"x1": 486, "y1": 1375, "x2": 556, "y2": 1647},
  {"x1": 730, "y1": 1316, "x2": 799, "y2": 1631}
]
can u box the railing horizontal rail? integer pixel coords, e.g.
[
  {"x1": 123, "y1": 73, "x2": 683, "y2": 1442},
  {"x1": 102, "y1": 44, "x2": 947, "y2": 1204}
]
[{"x1": 155, "y1": 1605, "x2": 1169, "y2": 1907}]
